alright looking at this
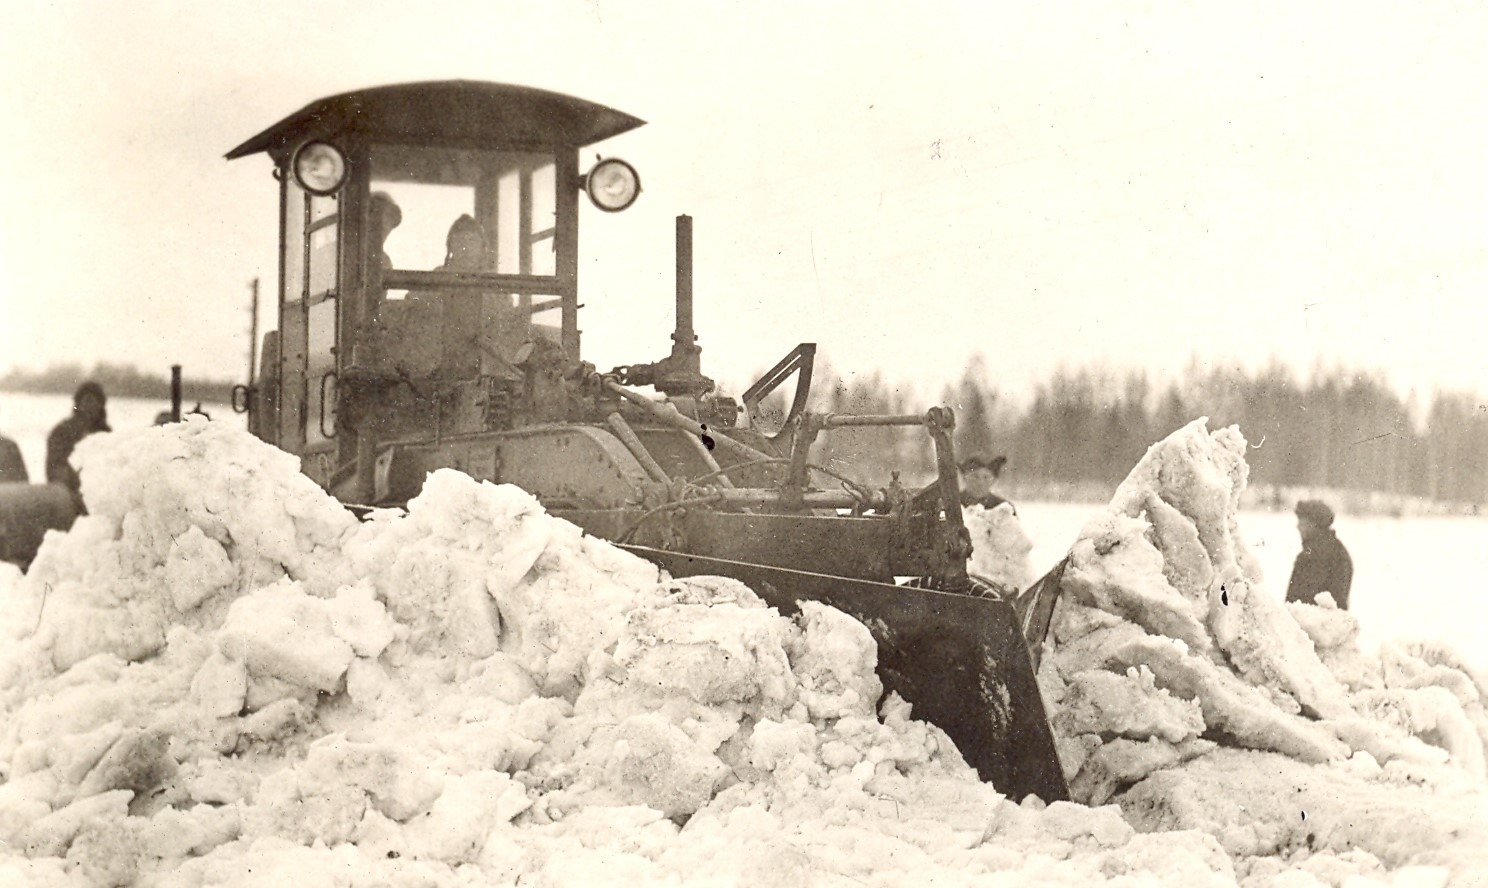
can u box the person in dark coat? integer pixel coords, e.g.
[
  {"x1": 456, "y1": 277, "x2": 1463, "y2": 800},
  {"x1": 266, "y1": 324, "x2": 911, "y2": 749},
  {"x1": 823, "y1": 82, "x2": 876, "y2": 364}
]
[
  {"x1": 1286, "y1": 499, "x2": 1353, "y2": 609},
  {"x1": 959, "y1": 453, "x2": 1016, "y2": 514},
  {"x1": 370, "y1": 190, "x2": 402, "y2": 273},
  {"x1": 0, "y1": 404, "x2": 26, "y2": 483},
  {"x1": 46, "y1": 381, "x2": 111, "y2": 496},
  {"x1": 0, "y1": 432, "x2": 26, "y2": 483}
]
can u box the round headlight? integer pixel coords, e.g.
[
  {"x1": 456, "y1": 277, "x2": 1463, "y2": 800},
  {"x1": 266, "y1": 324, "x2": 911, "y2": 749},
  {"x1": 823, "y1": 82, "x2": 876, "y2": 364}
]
[
  {"x1": 584, "y1": 157, "x2": 641, "y2": 212},
  {"x1": 291, "y1": 141, "x2": 347, "y2": 196}
]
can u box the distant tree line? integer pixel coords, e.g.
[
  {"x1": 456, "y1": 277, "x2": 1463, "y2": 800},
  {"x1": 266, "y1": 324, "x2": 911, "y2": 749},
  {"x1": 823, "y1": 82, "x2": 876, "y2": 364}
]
[
  {"x1": 803, "y1": 356, "x2": 1488, "y2": 508},
  {"x1": 8, "y1": 358, "x2": 1484, "y2": 507},
  {"x1": 0, "y1": 363, "x2": 237, "y2": 405}
]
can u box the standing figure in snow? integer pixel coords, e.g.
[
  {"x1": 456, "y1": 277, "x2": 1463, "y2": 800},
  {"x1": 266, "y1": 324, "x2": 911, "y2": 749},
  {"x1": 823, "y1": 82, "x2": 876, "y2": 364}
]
[
  {"x1": 0, "y1": 408, "x2": 27, "y2": 483},
  {"x1": 1286, "y1": 499, "x2": 1353, "y2": 609},
  {"x1": 46, "y1": 381, "x2": 111, "y2": 499},
  {"x1": 0, "y1": 435, "x2": 24, "y2": 483},
  {"x1": 959, "y1": 453, "x2": 1016, "y2": 514}
]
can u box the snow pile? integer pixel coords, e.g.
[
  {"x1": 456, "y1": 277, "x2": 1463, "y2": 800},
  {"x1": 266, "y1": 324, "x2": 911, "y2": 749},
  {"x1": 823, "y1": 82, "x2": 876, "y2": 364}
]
[
  {"x1": 3, "y1": 420, "x2": 357, "y2": 676},
  {"x1": 1038, "y1": 417, "x2": 1488, "y2": 882},
  {"x1": 964, "y1": 501, "x2": 1035, "y2": 594},
  {"x1": 0, "y1": 418, "x2": 1253, "y2": 887}
]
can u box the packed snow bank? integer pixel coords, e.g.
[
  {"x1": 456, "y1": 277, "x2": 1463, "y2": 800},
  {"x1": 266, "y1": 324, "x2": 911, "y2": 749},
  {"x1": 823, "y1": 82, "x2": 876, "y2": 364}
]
[
  {"x1": 0, "y1": 418, "x2": 1257, "y2": 887},
  {"x1": 1038, "y1": 417, "x2": 1488, "y2": 884},
  {"x1": 965, "y1": 501, "x2": 1035, "y2": 594}
]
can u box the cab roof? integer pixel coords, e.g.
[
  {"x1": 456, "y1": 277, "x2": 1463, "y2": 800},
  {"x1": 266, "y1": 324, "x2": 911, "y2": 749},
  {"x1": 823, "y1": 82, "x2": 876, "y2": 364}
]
[{"x1": 226, "y1": 80, "x2": 645, "y2": 161}]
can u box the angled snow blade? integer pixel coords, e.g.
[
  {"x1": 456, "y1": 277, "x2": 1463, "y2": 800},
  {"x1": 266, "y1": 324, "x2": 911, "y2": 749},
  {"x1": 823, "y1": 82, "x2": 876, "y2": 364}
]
[
  {"x1": 622, "y1": 544, "x2": 1070, "y2": 803},
  {"x1": 1013, "y1": 557, "x2": 1070, "y2": 672}
]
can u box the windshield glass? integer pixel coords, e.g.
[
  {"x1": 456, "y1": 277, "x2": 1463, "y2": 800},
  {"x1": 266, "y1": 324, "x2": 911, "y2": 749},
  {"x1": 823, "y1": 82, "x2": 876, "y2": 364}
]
[{"x1": 368, "y1": 144, "x2": 557, "y2": 280}]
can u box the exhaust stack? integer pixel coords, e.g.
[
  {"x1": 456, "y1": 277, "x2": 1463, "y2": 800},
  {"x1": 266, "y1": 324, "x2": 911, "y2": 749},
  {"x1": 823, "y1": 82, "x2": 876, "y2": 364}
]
[{"x1": 670, "y1": 214, "x2": 701, "y2": 383}]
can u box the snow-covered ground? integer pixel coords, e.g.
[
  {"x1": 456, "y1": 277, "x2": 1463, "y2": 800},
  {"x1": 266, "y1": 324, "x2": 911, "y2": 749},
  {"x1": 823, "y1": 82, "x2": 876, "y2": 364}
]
[{"x1": 2, "y1": 412, "x2": 1487, "y2": 885}]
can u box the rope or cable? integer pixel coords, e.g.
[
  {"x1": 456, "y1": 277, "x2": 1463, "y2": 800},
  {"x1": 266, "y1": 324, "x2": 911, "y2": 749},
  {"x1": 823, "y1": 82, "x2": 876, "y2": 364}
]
[
  {"x1": 685, "y1": 456, "x2": 787, "y2": 486},
  {"x1": 801, "y1": 462, "x2": 878, "y2": 503},
  {"x1": 686, "y1": 455, "x2": 877, "y2": 505},
  {"x1": 616, "y1": 494, "x2": 727, "y2": 544}
]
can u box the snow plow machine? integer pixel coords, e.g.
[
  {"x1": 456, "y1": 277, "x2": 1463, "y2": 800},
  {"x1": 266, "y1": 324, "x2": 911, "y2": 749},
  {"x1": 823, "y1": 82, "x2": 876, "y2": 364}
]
[{"x1": 226, "y1": 81, "x2": 1068, "y2": 802}]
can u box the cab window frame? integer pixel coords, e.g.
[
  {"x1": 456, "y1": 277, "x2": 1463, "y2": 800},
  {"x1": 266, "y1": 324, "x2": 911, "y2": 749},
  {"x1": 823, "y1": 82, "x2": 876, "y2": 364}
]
[{"x1": 365, "y1": 142, "x2": 560, "y2": 286}]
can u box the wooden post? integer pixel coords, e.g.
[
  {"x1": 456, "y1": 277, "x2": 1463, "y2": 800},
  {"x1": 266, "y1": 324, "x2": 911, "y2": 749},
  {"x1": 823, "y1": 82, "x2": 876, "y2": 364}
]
[{"x1": 170, "y1": 365, "x2": 182, "y2": 422}]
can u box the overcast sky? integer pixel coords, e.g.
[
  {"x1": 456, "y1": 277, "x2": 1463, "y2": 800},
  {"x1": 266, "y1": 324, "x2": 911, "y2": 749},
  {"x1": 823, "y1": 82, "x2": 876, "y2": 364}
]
[{"x1": 3, "y1": 1, "x2": 1485, "y2": 405}]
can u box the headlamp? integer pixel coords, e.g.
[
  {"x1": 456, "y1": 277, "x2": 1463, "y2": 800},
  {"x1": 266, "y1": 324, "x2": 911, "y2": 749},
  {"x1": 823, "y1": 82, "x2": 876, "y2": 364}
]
[
  {"x1": 583, "y1": 157, "x2": 641, "y2": 212},
  {"x1": 291, "y1": 141, "x2": 348, "y2": 196}
]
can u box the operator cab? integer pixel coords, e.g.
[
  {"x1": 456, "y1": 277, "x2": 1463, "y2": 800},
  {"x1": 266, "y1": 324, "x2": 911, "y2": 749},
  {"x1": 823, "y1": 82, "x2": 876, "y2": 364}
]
[{"x1": 227, "y1": 81, "x2": 643, "y2": 497}]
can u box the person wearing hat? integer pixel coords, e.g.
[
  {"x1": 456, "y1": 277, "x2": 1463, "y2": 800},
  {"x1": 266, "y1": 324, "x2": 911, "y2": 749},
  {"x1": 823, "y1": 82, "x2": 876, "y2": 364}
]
[
  {"x1": 959, "y1": 453, "x2": 1015, "y2": 514},
  {"x1": 1285, "y1": 499, "x2": 1352, "y2": 609},
  {"x1": 367, "y1": 190, "x2": 403, "y2": 272},
  {"x1": 46, "y1": 381, "x2": 111, "y2": 500}
]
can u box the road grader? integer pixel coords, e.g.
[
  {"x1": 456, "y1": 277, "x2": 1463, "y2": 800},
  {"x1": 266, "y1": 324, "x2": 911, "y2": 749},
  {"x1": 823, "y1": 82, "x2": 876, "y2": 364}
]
[{"x1": 5, "y1": 81, "x2": 1068, "y2": 802}]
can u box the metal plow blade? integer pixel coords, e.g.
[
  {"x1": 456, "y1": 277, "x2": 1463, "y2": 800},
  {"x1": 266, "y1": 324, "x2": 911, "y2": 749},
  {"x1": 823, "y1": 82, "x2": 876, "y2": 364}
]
[
  {"x1": 1013, "y1": 557, "x2": 1070, "y2": 673},
  {"x1": 622, "y1": 544, "x2": 1070, "y2": 803}
]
